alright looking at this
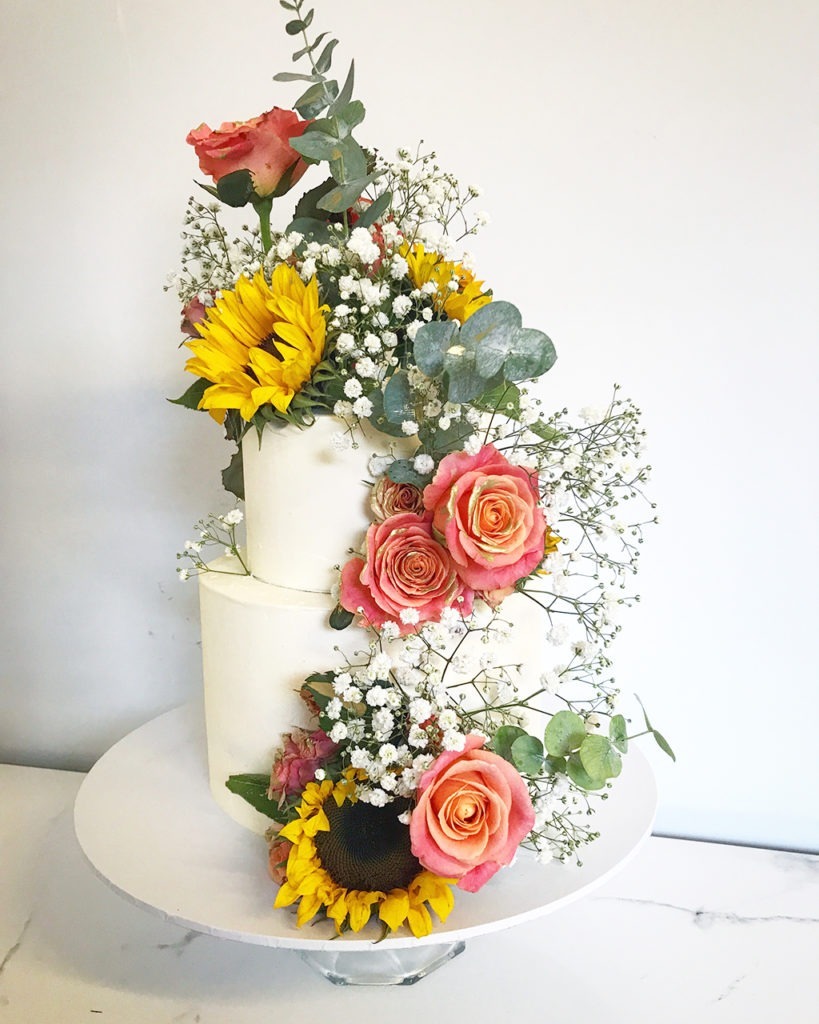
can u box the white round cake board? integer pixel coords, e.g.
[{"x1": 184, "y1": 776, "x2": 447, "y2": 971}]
[{"x1": 74, "y1": 704, "x2": 657, "y2": 952}]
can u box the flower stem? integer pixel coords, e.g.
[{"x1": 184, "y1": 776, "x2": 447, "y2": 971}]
[{"x1": 256, "y1": 197, "x2": 273, "y2": 254}]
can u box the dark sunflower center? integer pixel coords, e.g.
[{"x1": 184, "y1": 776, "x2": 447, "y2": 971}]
[
  {"x1": 259, "y1": 330, "x2": 293, "y2": 360},
  {"x1": 315, "y1": 797, "x2": 420, "y2": 892}
]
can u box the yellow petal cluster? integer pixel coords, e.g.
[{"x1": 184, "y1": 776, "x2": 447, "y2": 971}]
[
  {"x1": 274, "y1": 777, "x2": 456, "y2": 938},
  {"x1": 402, "y1": 242, "x2": 491, "y2": 323},
  {"x1": 184, "y1": 264, "x2": 329, "y2": 422}
]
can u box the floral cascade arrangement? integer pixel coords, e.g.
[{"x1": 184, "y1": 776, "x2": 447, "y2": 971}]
[{"x1": 171, "y1": 0, "x2": 672, "y2": 941}]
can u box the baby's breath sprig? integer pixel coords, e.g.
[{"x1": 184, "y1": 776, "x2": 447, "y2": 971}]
[{"x1": 176, "y1": 509, "x2": 249, "y2": 580}]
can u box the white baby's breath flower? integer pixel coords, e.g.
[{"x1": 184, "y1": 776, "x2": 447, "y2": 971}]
[
  {"x1": 413, "y1": 454, "x2": 434, "y2": 475},
  {"x1": 330, "y1": 431, "x2": 352, "y2": 452},
  {"x1": 392, "y1": 295, "x2": 412, "y2": 318},
  {"x1": 352, "y1": 396, "x2": 373, "y2": 418},
  {"x1": 399, "y1": 607, "x2": 420, "y2": 624},
  {"x1": 329, "y1": 722, "x2": 348, "y2": 743},
  {"x1": 401, "y1": 420, "x2": 419, "y2": 436},
  {"x1": 344, "y1": 378, "x2": 363, "y2": 399}
]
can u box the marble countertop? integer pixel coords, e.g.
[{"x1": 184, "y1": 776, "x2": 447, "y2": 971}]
[{"x1": 1, "y1": 763, "x2": 817, "y2": 1023}]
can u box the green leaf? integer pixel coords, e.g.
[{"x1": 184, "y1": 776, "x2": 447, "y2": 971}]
[
  {"x1": 464, "y1": 301, "x2": 522, "y2": 378},
  {"x1": 329, "y1": 136, "x2": 368, "y2": 185},
  {"x1": 292, "y1": 31, "x2": 328, "y2": 61},
  {"x1": 567, "y1": 752, "x2": 606, "y2": 791},
  {"x1": 579, "y1": 734, "x2": 622, "y2": 781},
  {"x1": 383, "y1": 369, "x2": 413, "y2": 424},
  {"x1": 302, "y1": 8, "x2": 314, "y2": 28},
  {"x1": 286, "y1": 216, "x2": 332, "y2": 245},
  {"x1": 386, "y1": 459, "x2": 427, "y2": 488},
  {"x1": 328, "y1": 61, "x2": 355, "y2": 116},
  {"x1": 285, "y1": 19, "x2": 305, "y2": 35},
  {"x1": 635, "y1": 694, "x2": 654, "y2": 731},
  {"x1": 168, "y1": 376, "x2": 209, "y2": 409},
  {"x1": 413, "y1": 320, "x2": 458, "y2": 377},
  {"x1": 511, "y1": 734, "x2": 545, "y2": 775},
  {"x1": 290, "y1": 129, "x2": 343, "y2": 162},
  {"x1": 544, "y1": 710, "x2": 586, "y2": 757},
  {"x1": 279, "y1": 0, "x2": 297, "y2": 9},
  {"x1": 355, "y1": 190, "x2": 391, "y2": 229},
  {"x1": 338, "y1": 99, "x2": 365, "y2": 130},
  {"x1": 315, "y1": 38, "x2": 339, "y2": 74},
  {"x1": 273, "y1": 71, "x2": 320, "y2": 83},
  {"x1": 503, "y1": 328, "x2": 557, "y2": 382},
  {"x1": 317, "y1": 175, "x2": 376, "y2": 213},
  {"x1": 418, "y1": 416, "x2": 474, "y2": 458},
  {"x1": 445, "y1": 348, "x2": 486, "y2": 404},
  {"x1": 295, "y1": 79, "x2": 338, "y2": 119},
  {"x1": 653, "y1": 729, "x2": 677, "y2": 762},
  {"x1": 491, "y1": 725, "x2": 527, "y2": 764},
  {"x1": 610, "y1": 714, "x2": 629, "y2": 753},
  {"x1": 542, "y1": 754, "x2": 567, "y2": 776},
  {"x1": 329, "y1": 605, "x2": 354, "y2": 630},
  {"x1": 367, "y1": 389, "x2": 411, "y2": 437},
  {"x1": 215, "y1": 168, "x2": 255, "y2": 207},
  {"x1": 221, "y1": 447, "x2": 244, "y2": 500},
  {"x1": 305, "y1": 671, "x2": 335, "y2": 685},
  {"x1": 293, "y1": 176, "x2": 337, "y2": 220},
  {"x1": 225, "y1": 775, "x2": 285, "y2": 820}
]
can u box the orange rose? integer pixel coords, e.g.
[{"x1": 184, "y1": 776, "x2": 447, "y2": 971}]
[{"x1": 186, "y1": 107, "x2": 310, "y2": 198}]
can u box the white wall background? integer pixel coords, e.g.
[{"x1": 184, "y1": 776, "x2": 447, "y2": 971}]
[{"x1": 1, "y1": 0, "x2": 817, "y2": 851}]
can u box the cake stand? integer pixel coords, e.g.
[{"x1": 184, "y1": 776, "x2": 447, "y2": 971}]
[{"x1": 74, "y1": 704, "x2": 657, "y2": 985}]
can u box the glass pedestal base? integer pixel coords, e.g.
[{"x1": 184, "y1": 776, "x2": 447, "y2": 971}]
[{"x1": 300, "y1": 940, "x2": 466, "y2": 986}]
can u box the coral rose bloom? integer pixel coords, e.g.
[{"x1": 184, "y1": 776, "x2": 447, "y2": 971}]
[
  {"x1": 423, "y1": 444, "x2": 547, "y2": 592},
  {"x1": 410, "y1": 735, "x2": 535, "y2": 892},
  {"x1": 186, "y1": 107, "x2": 310, "y2": 198},
  {"x1": 340, "y1": 512, "x2": 473, "y2": 635}
]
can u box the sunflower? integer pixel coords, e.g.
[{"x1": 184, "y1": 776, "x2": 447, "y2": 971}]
[
  {"x1": 184, "y1": 264, "x2": 329, "y2": 422},
  {"x1": 274, "y1": 775, "x2": 456, "y2": 938},
  {"x1": 402, "y1": 242, "x2": 491, "y2": 323}
]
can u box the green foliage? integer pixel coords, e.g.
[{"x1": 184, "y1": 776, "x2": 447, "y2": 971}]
[
  {"x1": 225, "y1": 774, "x2": 287, "y2": 821},
  {"x1": 387, "y1": 459, "x2": 428, "y2": 488},
  {"x1": 413, "y1": 320, "x2": 457, "y2": 377},
  {"x1": 511, "y1": 734, "x2": 545, "y2": 775},
  {"x1": 221, "y1": 447, "x2": 245, "y2": 500},
  {"x1": 544, "y1": 710, "x2": 586, "y2": 757},
  {"x1": 367, "y1": 389, "x2": 411, "y2": 437},
  {"x1": 317, "y1": 175, "x2": 377, "y2": 213},
  {"x1": 610, "y1": 714, "x2": 628, "y2": 753},
  {"x1": 636, "y1": 696, "x2": 677, "y2": 762},
  {"x1": 329, "y1": 604, "x2": 354, "y2": 630},
  {"x1": 215, "y1": 168, "x2": 255, "y2": 207},
  {"x1": 168, "y1": 376, "x2": 209, "y2": 410},
  {"x1": 491, "y1": 725, "x2": 527, "y2": 764},
  {"x1": 382, "y1": 370, "x2": 413, "y2": 424},
  {"x1": 355, "y1": 190, "x2": 392, "y2": 229},
  {"x1": 579, "y1": 734, "x2": 622, "y2": 781},
  {"x1": 566, "y1": 752, "x2": 606, "y2": 791}
]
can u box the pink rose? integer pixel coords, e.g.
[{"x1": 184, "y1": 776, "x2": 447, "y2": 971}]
[
  {"x1": 269, "y1": 728, "x2": 338, "y2": 800},
  {"x1": 410, "y1": 735, "x2": 535, "y2": 892},
  {"x1": 180, "y1": 296, "x2": 208, "y2": 338},
  {"x1": 340, "y1": 512, "x2": 473, "y2": 636},
  {"x1": 370, "y1": 475, "x2": 425, "y2": 521},
  {"x1": 423, "y1": 444, "x2": 547, "y2": 592},
  {"x1": 267, "y1": 834, "x2": 292, "y2": 886},
  {"x1": 186, "y1": 107, "x2": 310, "y2": 198}
]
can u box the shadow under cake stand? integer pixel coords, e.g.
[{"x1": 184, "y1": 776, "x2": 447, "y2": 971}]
[{"x1": 74, "y1": 704, "x2": 657, "y2": 985}]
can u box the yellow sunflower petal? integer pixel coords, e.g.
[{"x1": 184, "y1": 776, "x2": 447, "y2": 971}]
[{"x1": 379, "y1": 889, "x2": 411, "y2": 932}]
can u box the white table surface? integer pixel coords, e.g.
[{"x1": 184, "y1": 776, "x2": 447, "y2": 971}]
[{"x1": 1, "y1": 763, "x2": 817, "y2": 1023}]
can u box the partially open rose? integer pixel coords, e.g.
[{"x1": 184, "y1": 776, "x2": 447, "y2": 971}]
[
  {"x1": 423, "y1": 444, "x2": 547, "y2": 592},
  {"x1": 410, "y1": 735, "x2": 535, "y2": 892},
  {"x1": 186, "y1": 107, "x2": 310, "y2": 198},
  {"x1": 340, "y1": 511, "x2": 473, "y2": 635},
  {"x1": 370, "y1": 475, "x2": 425, "y2": 521}
]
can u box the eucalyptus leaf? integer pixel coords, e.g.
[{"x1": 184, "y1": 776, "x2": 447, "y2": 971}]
[
  {"x1": 329, "y1": 61, "x2": 355, "y2": 115},
  {"x1": 491, "y1": 725, "x2": 527, "y2": 764},
  {"x1": 567, "y1": 752, "x2": 606, "y2": 791},
  {"x1": 461, "y1": 299, "x2": 521, "y2": 348},
  {"x1": 273, "y1": 71, "x2": 320, "y2": 82},
  {"x1": 295, "y1": 79, "x2": 338, "y2": 119},
  {"x1": 317, "y1": 175, "x2": 376, "y2": 213},
  {"x1": 386, "y1": 459, "x2": 428, "y2": 488},
  {"x1": 339, "y1": 99, "x2": 365, "y2": 130},
  {"x1": 290, "y1": 129, "x2": 343, "y2": 162},
  {"x1": 367, "y1": 389, "x2": 411, "y2": 437},
  {"x1": 221, "y1": 447, "x2": 245, "y2": 500},
  {"x1": 225, "y1": 774, "x2": 284, "y2": 820},
  {"x1": 445, "y1": 349, "x2": 488, "y2": 404},
  {"x1": 355, "y1": 190, "x2": 391, "y2": 229},
  {"x1": 419, "y1": 416, "x2": 475, "y2": 457},
  {"x1": 293, "y1": 177, "x2": 337, "y2": 220},
  {"x1": 315, "y1": 38, "x2": 339, "y2": 74},
  {"x1": 285, "y1": 19, "x2": 305, "y2": 35},
  {"x1": 413, "y1": 320, "x2": 457, "y2": 377},
  {"x1": 285, "y1": 216, "x2": 332, "y2": 245},
  {"x1": 544, "y1": 710, "x2": 586, "y2": 757},
  {"x1": 329, "y1": 136, "x2": 368, "y2": 184},
  {"x1": 542, "y1": 754, "x2": 567, "y2": 776},
  {"x1": 579, "y1": 734, "x2": 622, "y2": 781},
  {"x1": 503, "y1": 328, "x2": 557, "y2": 382},
  {"x1": 653, "y1": 729, "x2": 676, "y2": 762},
  {"x1": 168, "y1": 376, "x2": 209, "y2": 409},
  {"x1": 302, "y1": 8, "x2": 314, "y2": 28},
  {"x1": 293, "y1": 31, "x2": 328, "y2": 61},
  {"x1": 383, "y1": 370, "x2": 413, "y2": 424},
  {"x1": 610, "y1": 714, "x2": 629, "y2": 753},
  {"x1": 279, "y1": 0, "x2": 297, "y2": 10},
  {"x1": 511, "y1": 734, "x2": 545, "y2": 775}
]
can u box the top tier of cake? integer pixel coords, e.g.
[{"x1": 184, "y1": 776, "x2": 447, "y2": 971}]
[{"x1": 242, "y1": 416, "x2": 411, "y2": 593}]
